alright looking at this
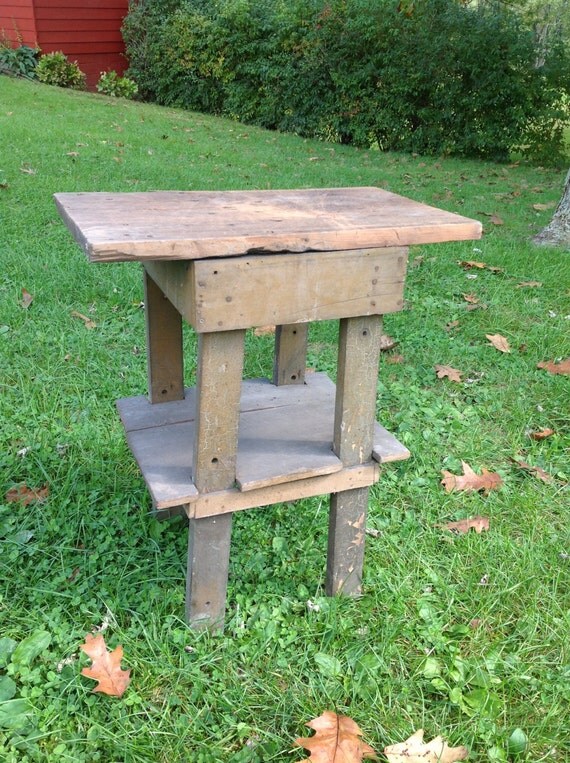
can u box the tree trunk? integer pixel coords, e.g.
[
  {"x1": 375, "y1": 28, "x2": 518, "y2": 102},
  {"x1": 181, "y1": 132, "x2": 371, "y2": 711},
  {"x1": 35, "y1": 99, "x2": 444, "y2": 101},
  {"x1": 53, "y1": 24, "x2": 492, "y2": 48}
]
[{"x1": 533, "y1": 168, "x2": 570, "y2": 248}]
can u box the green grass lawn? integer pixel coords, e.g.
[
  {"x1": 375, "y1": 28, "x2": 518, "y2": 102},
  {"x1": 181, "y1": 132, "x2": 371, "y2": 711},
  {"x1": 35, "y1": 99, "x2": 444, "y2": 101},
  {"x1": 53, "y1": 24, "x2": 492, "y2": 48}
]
[{"x1": 1, "y1": 77, "x2": 569, "y2": 763}]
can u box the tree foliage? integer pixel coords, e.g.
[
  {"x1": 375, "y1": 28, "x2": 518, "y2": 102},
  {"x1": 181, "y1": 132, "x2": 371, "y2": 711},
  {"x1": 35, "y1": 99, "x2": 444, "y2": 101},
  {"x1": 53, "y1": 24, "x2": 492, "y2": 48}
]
[{"x1": 122, "y1": 0, "x2": 570, "y2": 162}]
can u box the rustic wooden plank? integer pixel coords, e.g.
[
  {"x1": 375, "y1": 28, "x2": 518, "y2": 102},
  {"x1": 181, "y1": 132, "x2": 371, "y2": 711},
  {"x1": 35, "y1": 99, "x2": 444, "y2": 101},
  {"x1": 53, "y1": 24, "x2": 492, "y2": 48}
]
[
  {"x1": 187, "y1": 463, "x2": 379, "y2": 519},
  {"x1": 191, "y1": 247, "x2": 406, "y2": 331},
  {"x1": 273, "y1": 324, "x2": 308, "y2": 386},
  {"x1": 116, "y1": 373, "x2": 409, "y2": 509},
  {"x1": 235, "y1": 400, "x2": 342, "y2": 491},
  {"x1": 143, "y1": 270, "x2": 184, "y2": 403},
  {"x1": 186, "y1": 330, "x2": 245, "y2": 629},
  {"x1": 327, "y1": 316, "x2": 384, "y2": 596},
  {"x1": 54, "y1": 187, "x2": 482, "y2": 262}
]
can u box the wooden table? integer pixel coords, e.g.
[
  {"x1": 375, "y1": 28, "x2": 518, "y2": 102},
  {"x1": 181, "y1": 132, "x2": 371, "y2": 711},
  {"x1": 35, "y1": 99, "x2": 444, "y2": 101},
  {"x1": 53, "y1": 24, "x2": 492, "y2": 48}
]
[{"x1": 55, "y1": 187, "x2": 481, "y2": 629}]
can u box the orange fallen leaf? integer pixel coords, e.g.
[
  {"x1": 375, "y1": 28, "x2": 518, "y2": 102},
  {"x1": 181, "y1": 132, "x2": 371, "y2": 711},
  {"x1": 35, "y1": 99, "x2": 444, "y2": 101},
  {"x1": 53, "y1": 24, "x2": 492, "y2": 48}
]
[
  {"x1": 537, "y1": 358, "x2": 570, "y2": 375},
  {"x1": 441, "y1": 461, "x2": 503, "y2": 494},
  {"x1": 384, "y1": 729, "x2": 468, "y2": 763},
  {"x1": 512, "y1": 459, "x2": 553, "y2": 484},
  {"x1": 435, "y1": 365, "x2": 463, "y2": 383},
  {"x1": 440, "y1": 516, "x2": 490, "y2": 534},
  {"x1": 71, "y1": 310, "x2": 97, "y2": 330},
  {"x1": 295, "y1": 711, "x2": 376, "y2": 762},
  {"x1": 21, "y1": 288, "x2": 34, "y2": 309},
  {"x1": 486, "y1": 334, "x2": 511, "y2": 353},
  {"x1": 80, "y1": 633, "x2": 131, "y2": 697},
  {"x1": 5, "y1": 483, "x2": 49, "y2": 505},
  {"x1": 529, "y1": 428, "x2": 555, "y2": 440}
]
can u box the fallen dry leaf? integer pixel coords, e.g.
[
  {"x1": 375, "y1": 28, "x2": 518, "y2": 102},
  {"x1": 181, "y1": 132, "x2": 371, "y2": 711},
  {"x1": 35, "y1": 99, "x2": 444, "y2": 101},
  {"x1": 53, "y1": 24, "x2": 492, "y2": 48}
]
[
  {"x1": 80, "y1": 633, "x2": 131, "y2": 697},
  {"x1": 295, "y1": 711, "x2": 376, "y2": 762},
  {"x1": 384, "y1": 729, "x2": 468, "y2": 763},
  {"x1": 20, "y1": 288, "x2": 34, "y2": 309},
  {"x1": 462, "y1": 293, "x2": 479, "y2": 304},
  {"x1": 459, "y1": 260, "x2": 486, "y2": 270},
  {"x1": 445, "y1": 320, "x2": 460, "y2": 332},
  {"x1": 490, "y1": 214, "x2": 504, "y2": 226},
  {"x1": 5, "y1": 483, "x2": 49, "y2": 505},
  {"x1": 435, "y1": 365, "x2": 463, "y2": 383},
  {"x1": 379, "y1": 334, "x2": 398, "y2": 352},
  {"x1": 386, "y1": 354, "x2": 405, "y2": 364},
  {"x1": 71, "y1": 310, "x2": 97, "y2": 330},
  {"x1": 529, "y1": 428, "x2": 555, "y2": 440},
  {"x1": 441, "y1": 461, "x2": 503, "y2": 494},
  {"x1": 532, "y1": 202, "x2": 556, "y2": 211},
  {"x1": 537, "y1": 358, "x2": 570, "y2": 376},
  {"x1": 440, "y1": 516, "x2": 490, "y2": 534},
  {"x1": 512, "y1": 459, "x2": 553, "y2": 484},
  {"x1": 516, "y1": 281, "x2": 542, "y2": 288},
  {"x1": 486, "y1": 334, "x2": 511, "y2": 353}
]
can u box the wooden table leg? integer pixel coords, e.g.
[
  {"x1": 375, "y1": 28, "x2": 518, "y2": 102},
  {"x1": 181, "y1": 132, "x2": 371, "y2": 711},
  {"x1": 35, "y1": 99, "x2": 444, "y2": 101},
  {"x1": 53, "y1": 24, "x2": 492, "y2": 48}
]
[
  {"x1": 326, "y1": 315, "x2": 383, "y2": 596},
  {"x1": 144, "y1": 269, "x2": 184, "y2": 403},
  {"x1": 186, "y1": 329, "x2": 245, "y2": 629},
  {"x1": 273, "y1": 324, "x2": 308, "y2": 386}
]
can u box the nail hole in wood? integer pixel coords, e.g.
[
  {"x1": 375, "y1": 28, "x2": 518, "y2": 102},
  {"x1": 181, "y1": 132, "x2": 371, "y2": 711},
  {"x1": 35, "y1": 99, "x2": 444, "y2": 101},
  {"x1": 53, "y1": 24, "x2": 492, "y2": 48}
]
[
  {"x1": 291, "y1": 374, "x2": 297, "y2": 381},
  {"x1": 211, "y1": 457, "x2": 219, "y2": 464}
]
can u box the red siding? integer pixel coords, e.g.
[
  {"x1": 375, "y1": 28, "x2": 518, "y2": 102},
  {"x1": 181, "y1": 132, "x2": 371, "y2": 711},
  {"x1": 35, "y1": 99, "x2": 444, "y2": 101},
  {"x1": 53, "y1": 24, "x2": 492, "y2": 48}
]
[
  {"x1": 1, "y1": 0, "x2": 130, "y2": 89},
  {"x1": 0, "y1": 0, "x2": 38, "y2": 47}
]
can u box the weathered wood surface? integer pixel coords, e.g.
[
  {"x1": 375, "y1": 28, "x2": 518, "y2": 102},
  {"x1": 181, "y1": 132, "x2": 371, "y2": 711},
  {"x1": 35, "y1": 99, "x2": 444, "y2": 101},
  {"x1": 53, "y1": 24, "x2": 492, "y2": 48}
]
[
  {"x1": 143, "y1": 270, "x2": 184, "y2": 403},
  {"x1": 273, "y1": 324, "x2": 308, "y2": 386},
  {"x1": 54, "y1": 187, "x2": 482, "y2": 262},
  {"x1": 327, "y1": 316, "x2": 384, "y2": 596},
  {"x1": 116, "y1": 372, "x2": 409, "y2": 510},
  {"x1": 145, "y1": 247, "x2": 407, "y2": 331},
  {"x1": 186, "y1": 329, "x2": 245, "y2": 629},
  {"x1": 186, "y1": 462, "x2": 380, "y2": 519}
]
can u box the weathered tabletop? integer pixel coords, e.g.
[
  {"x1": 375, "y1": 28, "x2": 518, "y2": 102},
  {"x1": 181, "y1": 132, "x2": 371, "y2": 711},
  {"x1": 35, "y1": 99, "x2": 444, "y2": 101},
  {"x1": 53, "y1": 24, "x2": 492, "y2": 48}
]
[{"x1": 54, "y1": 187, "x2": 482, "y2": 262}]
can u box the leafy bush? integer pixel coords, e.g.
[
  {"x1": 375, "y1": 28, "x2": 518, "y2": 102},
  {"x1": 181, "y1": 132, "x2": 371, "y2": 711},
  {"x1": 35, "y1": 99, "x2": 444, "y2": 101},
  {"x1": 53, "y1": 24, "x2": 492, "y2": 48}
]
[
  {"x1": 0, "y1": 43, "x2": 38, "y2": 79},
  {"x1": 97, "y1": 70, "x2": 138, "y2": 98},
  {"x1": 122, "y1": 0, "x2": 570, "y2": 163},
  {"x1": 35, "y1": 51, "x2": 86, "y2": 90}
]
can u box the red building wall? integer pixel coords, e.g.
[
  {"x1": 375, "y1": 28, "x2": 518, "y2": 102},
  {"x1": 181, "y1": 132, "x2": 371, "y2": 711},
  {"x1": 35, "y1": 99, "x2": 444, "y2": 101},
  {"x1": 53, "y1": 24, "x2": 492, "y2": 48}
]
[{"x1": 0, "y1": 0, "x2": 130, "y2": 90}]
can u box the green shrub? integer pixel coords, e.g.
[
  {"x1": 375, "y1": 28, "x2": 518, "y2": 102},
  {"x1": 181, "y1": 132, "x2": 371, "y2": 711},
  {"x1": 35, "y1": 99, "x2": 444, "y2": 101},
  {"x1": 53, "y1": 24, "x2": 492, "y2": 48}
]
[
  {"x1": 35, "y1": 51, "x2": 86, "y2": 90},
  {"x1": 97, "y1": 70, "x2": 138, "y2": 98},
  {"x1": 122, "y1": 0, "x2": 570, "y2": 163},
  {"x1": 0, "y1": 43, "x2": 38, "y2": 79}
]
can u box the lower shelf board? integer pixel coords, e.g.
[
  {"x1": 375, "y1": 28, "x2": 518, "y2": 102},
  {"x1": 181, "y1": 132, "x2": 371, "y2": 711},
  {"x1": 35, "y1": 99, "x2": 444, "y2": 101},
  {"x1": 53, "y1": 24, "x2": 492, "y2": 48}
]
[{"x1": 117, "y1": 371, "x2": 410, "y2": 513}]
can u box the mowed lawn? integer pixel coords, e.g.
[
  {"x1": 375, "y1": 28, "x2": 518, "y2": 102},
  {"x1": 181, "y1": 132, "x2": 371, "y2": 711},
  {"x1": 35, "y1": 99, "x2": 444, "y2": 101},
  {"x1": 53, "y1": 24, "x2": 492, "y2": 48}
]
[{"x1": 0, "y1": 77, "x2": 569, "y2": 762}]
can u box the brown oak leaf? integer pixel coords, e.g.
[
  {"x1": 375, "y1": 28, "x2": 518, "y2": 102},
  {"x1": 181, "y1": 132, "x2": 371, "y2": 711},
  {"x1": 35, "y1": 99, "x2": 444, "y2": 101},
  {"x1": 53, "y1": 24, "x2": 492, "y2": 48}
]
[
  {"x1": 529, "y1": 428, "x2": 555, "y2": 440},
  {"x1": 384, "y1": 729, "x2": 468, "y2": 763},
  {"x1": 486, "y1": 334, "x2": 511, "y2": 353},
  {"x1": 71, "y1": 311, "x2": 97, "y2": 330},
  {"x1": 5, "y1": 483, "x2": 49, "y2": 505},
  {"x1": 21, "y1": 288, "x2": 34, "y2": 309},
  {"x1": 441, "y1": 461, "x2": 503, "y2": 494},
  {"x1": 537, "y1": 358, "x2": 570, "y2": 376},
  {"x1": 459, "y1": 260, "x2": 486, "y2": 269},
  {"x1": 435, "y1": 365, "x2": 463, "y2": 383},
  {"x1": 440, "y1": 516, "x2": 490, "y2": 534},
  {"x1": 80, "y1": 633, "x2": 131, "y2": 697},
  {"x1": 295, "y1": 711, "x2": 376, "y2": 762},
  {"x1": 512, "y1": 459, "x2": 553, "y2": 484}
]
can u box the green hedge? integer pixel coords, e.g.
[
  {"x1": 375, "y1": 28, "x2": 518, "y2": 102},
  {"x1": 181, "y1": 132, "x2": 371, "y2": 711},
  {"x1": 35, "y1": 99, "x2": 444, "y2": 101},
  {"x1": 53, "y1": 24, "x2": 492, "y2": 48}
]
[{"x1": 122, "y1": 0, "x2": 570, "y2": 162}]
